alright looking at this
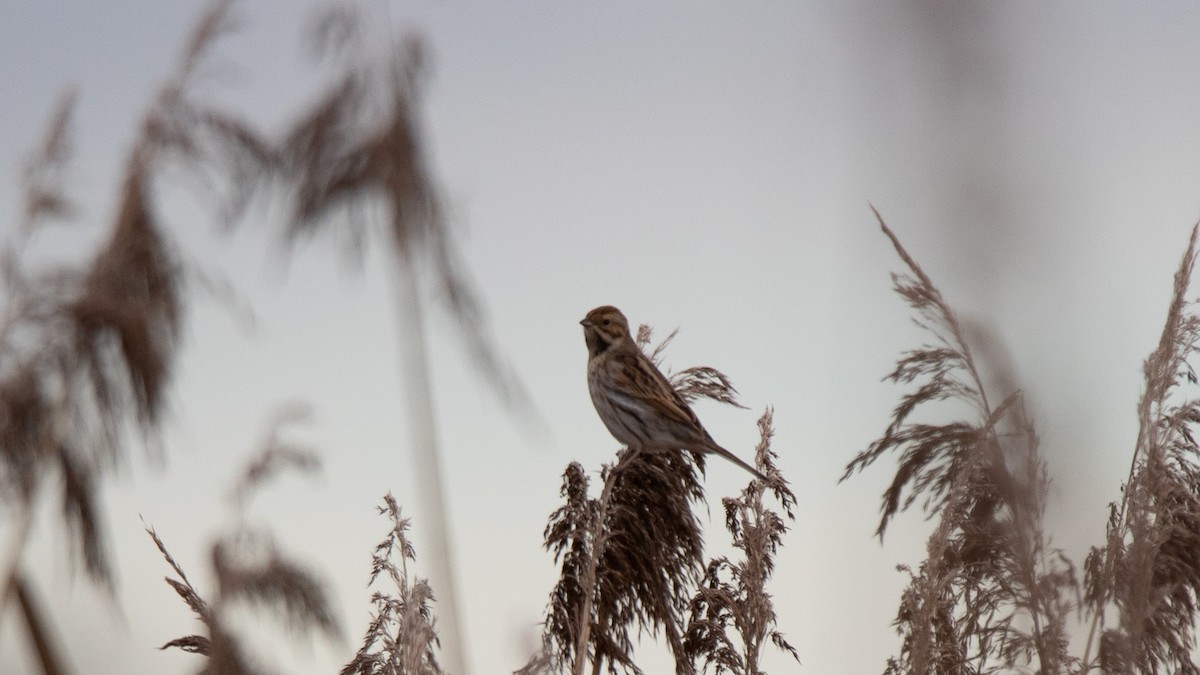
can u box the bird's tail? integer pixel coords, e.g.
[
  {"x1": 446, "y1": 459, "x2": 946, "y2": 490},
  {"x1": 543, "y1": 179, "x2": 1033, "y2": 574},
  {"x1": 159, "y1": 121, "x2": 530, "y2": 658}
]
[{"x1": 705, "y1": 441, "x2": 768, "y2": 482}]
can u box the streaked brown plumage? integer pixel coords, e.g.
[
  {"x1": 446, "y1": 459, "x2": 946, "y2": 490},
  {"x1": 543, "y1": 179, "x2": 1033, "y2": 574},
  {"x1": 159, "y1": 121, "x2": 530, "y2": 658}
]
[{"x1": 580, "y1": 305, "x2": 766, "y2": 481}]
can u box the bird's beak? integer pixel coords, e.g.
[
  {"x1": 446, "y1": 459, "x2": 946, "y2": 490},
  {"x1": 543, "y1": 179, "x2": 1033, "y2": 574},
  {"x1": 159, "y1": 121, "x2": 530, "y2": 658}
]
[{"x1": 580, "y1": 318, "x2": 592, "y2": 327}]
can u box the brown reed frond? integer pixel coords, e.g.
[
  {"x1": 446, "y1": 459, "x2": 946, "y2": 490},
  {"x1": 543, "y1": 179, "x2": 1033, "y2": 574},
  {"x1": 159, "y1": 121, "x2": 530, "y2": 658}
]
[
  {"x1": 178, "y1": 0, "x2": 237, "y2": 78},
  {"x1": 146, "y1": 523, "x2": 215, "y2": 661},
  {"x1": 684, "y1": 408, "x2": 798, "y2": 675},
  {"x1": 274, "y1": 11, "x2": 535, "y2": 671},
  {"x1": 12, "y1": 571, "x2": 70, "y2": 675},
  {"x1": 272, "y1": 4, "x2": 532, "y2": 415},
  {"x1": 539, "y1": 328, "x2": 752, "y2": 675},
  {"x1": 0, "y1": 30, "x2": 193, "y2": 597},
  {"x1": 133, "y1": 0, "x2": 275, "y2": 229},
  {"x1": 20, "y1": 89, "x2": 77, "y2": 234},
  {"x1": 845, "y1": 209, "x2": 1075, "y2": 674},
  {"x1": 515, "y1": 643, "x2": 556, "y2": 675},
  {"x1": 1, "y1": 0, "x2": 267, "y2": 587},
  {"x1": 671, "y1": 368, "x2": 750, "y2": 411},
  {"x1": 151, "y1": 411, "x2": 339, "y2": 673},
  {"x1": 230, "y1": 403, "x2": 319, "y2": 508},
  {"x1": 341, "y1": 494, "x2": 444, "y2": 675},
  {"x1": 541, "y1": 451, "x2": 706, "y2": 675},
  {"x1": 638, "y1": 324, "x2": 748, "y2": 411},
  {"x1": 211, "y1": 534, "x2": 340, "y2": 636},
  {"x1": 842, "y1": 208, "x2": 991, "y2": 539},
  {"x1": 644, "y1": 327, "x2": 679, "y2": 366},
  {"x1": 145, "y1": 520, "x2": 212, "y2": 626},
  {"x1": 1082, "y1": 223, "x2": 1200, "y2": 674},
  {"x1": 74, "y1": 167, "x2": 182, "y2": 430}
]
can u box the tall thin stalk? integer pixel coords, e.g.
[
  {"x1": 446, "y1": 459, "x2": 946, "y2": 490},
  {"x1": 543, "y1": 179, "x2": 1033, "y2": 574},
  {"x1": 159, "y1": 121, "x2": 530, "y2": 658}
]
[
  {"x1": 274, "y1": 8, "x2": 533, "y2": 672},
  {"x1": 569, "y1": 470, "x2": 618, "y2": 675},
  {"x1": 389, "y1": 238, "x2": 468, "y2": 675}
]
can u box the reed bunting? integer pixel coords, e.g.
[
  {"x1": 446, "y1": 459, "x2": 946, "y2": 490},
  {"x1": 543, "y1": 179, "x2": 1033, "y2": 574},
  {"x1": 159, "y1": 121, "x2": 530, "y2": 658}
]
[{"x1": 580, "y1": 305, "x2": 766, "y2": 481}]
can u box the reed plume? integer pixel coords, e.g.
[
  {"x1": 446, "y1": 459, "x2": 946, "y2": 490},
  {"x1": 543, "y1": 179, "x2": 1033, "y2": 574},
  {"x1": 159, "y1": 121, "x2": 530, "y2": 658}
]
[
  {"x1": 0, "y1": 1, "x2": 268, "y2": 668},
  {"x1": 684, "y1": 408, "x2": 798, "y2": 674},
  {"x1": 843, "y1": 208, "x2": 1075, "y2": 674},
  {"x1": 340, "y1": 493, "x2": 444, "y2": 675},
  {"x1": 151, "y1": 406, "x2": 339, "y2": 675},
  {"x1": 1081, "y1": 223, "x2": 1200, "y2": 674}
]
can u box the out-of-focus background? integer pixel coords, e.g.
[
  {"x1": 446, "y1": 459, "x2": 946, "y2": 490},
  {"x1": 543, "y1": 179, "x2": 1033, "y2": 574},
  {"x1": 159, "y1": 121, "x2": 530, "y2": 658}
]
[{"x1": 3, "y1": 2, "x2": 1200, "y2": 672}]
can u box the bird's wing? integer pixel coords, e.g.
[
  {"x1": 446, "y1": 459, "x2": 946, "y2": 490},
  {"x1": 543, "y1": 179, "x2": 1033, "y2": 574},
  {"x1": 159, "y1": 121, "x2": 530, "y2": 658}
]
[
  {"x1": 613, "y1": 349, "x2": 704, "y2": 432},
  {"x1": 612, "y1": 348, "x2": 767, "y2": 480}
]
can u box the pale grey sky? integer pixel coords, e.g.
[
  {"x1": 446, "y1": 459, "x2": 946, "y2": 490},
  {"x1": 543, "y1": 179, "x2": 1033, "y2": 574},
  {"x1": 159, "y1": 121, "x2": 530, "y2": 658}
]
[{"x1": 4, "y1": 2, "x2": 1200, "y2": 673}]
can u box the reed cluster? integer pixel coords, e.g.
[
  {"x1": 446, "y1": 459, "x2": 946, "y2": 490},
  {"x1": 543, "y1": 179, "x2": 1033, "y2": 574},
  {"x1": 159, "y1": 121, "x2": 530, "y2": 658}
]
[{"x1": 5, "y1": 2, "x2": 1200, "y2": 674}]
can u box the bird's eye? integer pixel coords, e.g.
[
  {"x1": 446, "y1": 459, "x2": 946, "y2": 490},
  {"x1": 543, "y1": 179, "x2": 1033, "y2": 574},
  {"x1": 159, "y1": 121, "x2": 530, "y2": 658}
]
[{"x1": 602, "y1": 319, "x2": 611, "y2": 326}]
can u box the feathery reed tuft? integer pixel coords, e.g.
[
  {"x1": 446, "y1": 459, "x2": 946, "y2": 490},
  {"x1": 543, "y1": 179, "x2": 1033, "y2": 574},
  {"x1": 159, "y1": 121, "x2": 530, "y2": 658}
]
[
  {"x1": 0, "y1": 4, "x2": 282, "y2": 671},
  {"x1": 270, "y1": 3, "x2": 530, "y2": 413},
  {"x1": 151, "y1": 409, "x2": 338, "y2": 675},
  {"x1": 1082, "y1": 223, "x2": 1200, "y2": 674},
  {"x1": 845, "y1": 208, "x2": 1075, "y2": 674},
  {"x1": 341, "y1": 493, "x2": 444, "y2": 675},
  {"x1": 684, "y1": 408, "x2": 798, "y2": 674}
]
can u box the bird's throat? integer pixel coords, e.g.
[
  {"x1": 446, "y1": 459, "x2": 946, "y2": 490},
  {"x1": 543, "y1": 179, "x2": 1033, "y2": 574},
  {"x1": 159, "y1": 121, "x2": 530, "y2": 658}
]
[{"x1": 589, "y1": 332, "x2": 612, "y2": 357}]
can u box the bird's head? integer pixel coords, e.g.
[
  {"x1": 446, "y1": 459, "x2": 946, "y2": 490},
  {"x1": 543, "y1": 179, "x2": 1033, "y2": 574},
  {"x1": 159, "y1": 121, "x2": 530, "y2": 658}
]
[{"x1": 580, "y1": 305, "x2": 632, "y2": 357}]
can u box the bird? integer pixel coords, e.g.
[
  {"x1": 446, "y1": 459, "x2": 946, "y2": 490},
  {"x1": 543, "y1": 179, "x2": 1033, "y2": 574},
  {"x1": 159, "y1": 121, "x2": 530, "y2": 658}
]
[{"x1": 580, "y1": 305, "x2": 767, "y2": 481}]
